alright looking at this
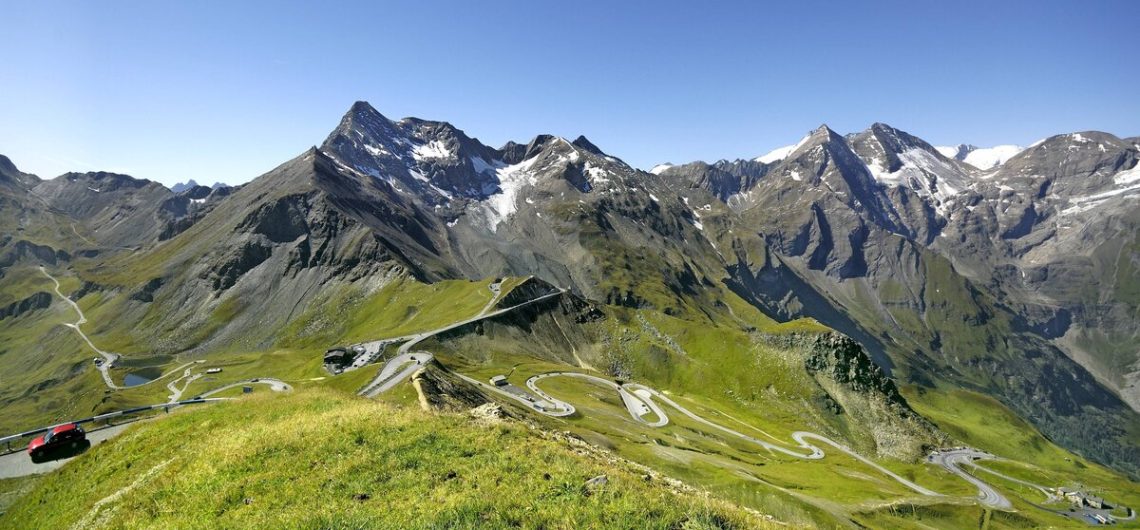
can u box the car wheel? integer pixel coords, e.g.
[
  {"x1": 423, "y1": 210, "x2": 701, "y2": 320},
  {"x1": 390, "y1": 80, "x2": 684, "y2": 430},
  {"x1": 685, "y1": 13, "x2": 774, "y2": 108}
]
[{"x1": 70, "y1": 441, "x2": 78, "y2": 450}]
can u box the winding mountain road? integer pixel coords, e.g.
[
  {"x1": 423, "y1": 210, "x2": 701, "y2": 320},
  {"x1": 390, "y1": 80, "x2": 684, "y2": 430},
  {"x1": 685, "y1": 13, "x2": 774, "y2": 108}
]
[
  {"x1": 166, "y1": 367, "x2": 203, "y2": 402},
  {"x1": 524, "y1": 372, "x2": 939, "y2": 496},
  {"x1": 38, "y1": 268, "x2": 230, "y2": 396},
  {"x1": 360, "y1": 353, "x2": 434, "y2": 397},
  {"x1": 352, "y1": 286, "x2": 961, "y2": 504},
  {"x1": 197, "y1": 378, "x2": 291, "y2": 398},
  {"x1": 40, "y1": 266, "x2": 120, "y2": 389},
  {"x1": 357, "y1": 288, "x2": 565, "y2": 397},
  {"x1": 928, "y1": 450, "x2": 1013, "y2": 509}
]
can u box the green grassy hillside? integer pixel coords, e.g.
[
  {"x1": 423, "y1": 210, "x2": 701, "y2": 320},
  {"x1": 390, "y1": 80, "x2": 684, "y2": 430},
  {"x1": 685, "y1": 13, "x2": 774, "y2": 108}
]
[
  {"x1": 3, "y1": 261, "x2": 1138, "y2": 529},
  {"x1": 1, "y1": 390, "x2": 777, "y2": 530}
]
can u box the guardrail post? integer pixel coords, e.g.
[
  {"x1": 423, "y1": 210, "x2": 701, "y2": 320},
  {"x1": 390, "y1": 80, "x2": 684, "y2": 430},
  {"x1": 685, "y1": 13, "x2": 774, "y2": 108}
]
[{"x1": 164, "y1": 406, "x2": 169, "y2": 414}]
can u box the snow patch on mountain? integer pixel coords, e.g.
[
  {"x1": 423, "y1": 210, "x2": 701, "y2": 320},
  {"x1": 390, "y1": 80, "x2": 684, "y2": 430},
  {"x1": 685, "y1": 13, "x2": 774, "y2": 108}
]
[
  {"x1": 412, "y1": 140, "x2": 454, "y2": 161},
  {"x1": 481, "y1": 157, "x2": 540, "y2": 231},
  {"x1": 755, "y1": 134, "x2": 811, "y2": 164},
  {"x1": 649, "y1": 163, "x2": 673, "y2": 175},
  {"x1": 1113, "y1": 162, "x2": 1140, "y2": 186},
  {"x1": 471, "y1": 156, "x2": 505, "y2": 176},
  {"x1": 584, "y1": 162, "x2": 610, "y2": 184},
  {"x1": 935, "y1": 144, "x2": 1023, "y2": 170},
  {"x1": 866, "y1": 148, "x2": 968, "y2": 214},
  {"x1": 933, "y1": 146, "x2": 959, "y2": 159},
  {"x1": 363, "y1": 144, "x2": 390, "y2": 157},
  {"x1": 963, "y1": 145, "x2": 1022, "y2": 170},
  {"x1": 1059, "y1": 163, "x2": 1140, "y2": 216}
]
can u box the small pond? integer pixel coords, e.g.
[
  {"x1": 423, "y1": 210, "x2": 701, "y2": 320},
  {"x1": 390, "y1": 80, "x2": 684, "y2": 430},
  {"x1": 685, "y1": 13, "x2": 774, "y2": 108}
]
[{"x1": 122, "y1": 367, "x2": 163, "y2": 387}]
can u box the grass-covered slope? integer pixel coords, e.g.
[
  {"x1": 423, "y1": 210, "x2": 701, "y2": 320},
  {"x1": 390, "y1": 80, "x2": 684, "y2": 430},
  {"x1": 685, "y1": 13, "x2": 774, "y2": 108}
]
[{"x1": 1, "y1": 390, "x2": 776, "y2": 530}]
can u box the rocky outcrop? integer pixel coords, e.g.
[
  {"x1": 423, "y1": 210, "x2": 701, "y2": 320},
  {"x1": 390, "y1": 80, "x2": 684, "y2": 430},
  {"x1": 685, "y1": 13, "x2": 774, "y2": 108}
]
[
  {"x1": 0, "y1": 292, "x2": 52, "y2": 320},
  {"x1": 0, "y1": 240, "x2": 70, "y2": 269},
  {"x1": 411, "y1": 362, "x2": 493, "y2": 412},
  {"x1": 762, "y1": 331, "x2": 944, "y2": 461}
]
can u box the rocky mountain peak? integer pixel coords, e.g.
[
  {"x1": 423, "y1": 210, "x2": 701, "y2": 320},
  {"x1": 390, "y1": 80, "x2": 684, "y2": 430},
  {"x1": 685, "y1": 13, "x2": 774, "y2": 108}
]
[
  {"x1": 171, "y1": 179, "x2": 200, "y2": 193},
  {"x1": 521, "y1": 134, "x2": 558, "y2": 160},
  {"x1": 0, "y1": 154, "x2": 18, "y2": 176},
  {"x1": 0, "y1": 155, "x2": 40, "y2": 190},
  {"x1": 861, "y1": 123, "x2": 942, "y2": 156},
  {"x1": 844, "y1": 124, "x2": 973, "y2": 216},
  {"x1": 58, "y1": 171, "x2": 155, "y2": 191},
  {"x1": 334, "y1": 101, "x2": 398, "y2": 142},
  {"x1": 764, "y1": 124, "x2": 846, "y2": 166},
  {"x1": 809, "y1": 123, "x2": 842, "y2": 143},
  {"x1": 349, "y1": 100, "x2": 391, "y2": 123},
  {"x1": 571, "y1": 135, "x2": 605, "y2": 156},
  {"x1": 317, "y1": 102, "x2": 504, "y2": 204}
]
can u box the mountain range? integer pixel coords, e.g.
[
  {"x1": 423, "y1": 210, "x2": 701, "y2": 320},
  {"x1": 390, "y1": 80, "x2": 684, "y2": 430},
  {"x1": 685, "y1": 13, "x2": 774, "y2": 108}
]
[{"x1": 1, "y1": 102, "x2": 1138, "y2": 523}]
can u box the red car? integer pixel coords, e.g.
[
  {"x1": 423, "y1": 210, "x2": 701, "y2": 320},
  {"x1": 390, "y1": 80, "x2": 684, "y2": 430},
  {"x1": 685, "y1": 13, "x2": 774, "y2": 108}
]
[{"x1": 28, "y1": 423, "x2": 86, "y2": 461}]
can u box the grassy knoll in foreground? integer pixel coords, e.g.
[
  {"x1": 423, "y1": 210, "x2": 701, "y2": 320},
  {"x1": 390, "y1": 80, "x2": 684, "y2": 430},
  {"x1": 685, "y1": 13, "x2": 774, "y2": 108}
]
[{"x1": 1, "y1": 389, "x2": 778, "y2": 530}]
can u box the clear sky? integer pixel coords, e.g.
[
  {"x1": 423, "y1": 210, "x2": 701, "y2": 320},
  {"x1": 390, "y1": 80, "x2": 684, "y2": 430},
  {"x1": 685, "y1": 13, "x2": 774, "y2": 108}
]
[{"x1": 2, "y1": 0, "x2": 1137, "y2": 186}]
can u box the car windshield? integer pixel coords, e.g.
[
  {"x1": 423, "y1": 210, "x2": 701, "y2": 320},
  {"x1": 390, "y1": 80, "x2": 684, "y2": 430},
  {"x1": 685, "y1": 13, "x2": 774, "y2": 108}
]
[{"x1": 42, "y1": 430, "x2": 54, "y2": 443}]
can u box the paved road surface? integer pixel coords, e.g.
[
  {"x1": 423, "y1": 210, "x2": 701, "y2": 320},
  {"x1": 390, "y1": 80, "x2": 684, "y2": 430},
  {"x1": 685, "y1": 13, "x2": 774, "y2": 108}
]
[
  {"x1": 967, "y1": 460, "x2": 1055, "y2": 501},
  {"x1": 358, "y1": 288, "x2": 565, "y2": 397},
  {"x1": 524, "y1": 373, "x2": 938, "y2": 497},
  {"x1": 928, "y1": 449, "x2": 1012, "y2": 509},
  {"x1": 480, "y1": 280, "x2": 503, "y2": 315},
  {"x1": 0, "y1": 424, "x2": 133, "y2": 479},
  {"x1": 40, "y1": 267, "x2": 120, "y2": 389},
  {"x1": 166, "y1": 367, "x2": 203, "y2": 403},
  {"x1": 360, "y1": 353, "x2": 434, "y2": 397},
  {"x1": 198, "y1": 378, "x2": 291, "y2": 398},
  {"x1": 452, "y1": 372, "x2": 574, "y2": 416},
  {"x1": 0, "y1": 380, "x2": 290, "y2": 479}
]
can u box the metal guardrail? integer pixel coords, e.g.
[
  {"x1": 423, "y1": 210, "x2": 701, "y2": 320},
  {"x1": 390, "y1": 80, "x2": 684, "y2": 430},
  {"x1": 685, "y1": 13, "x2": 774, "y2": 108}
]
[{"x1": 0, "y1": 398, "x2": 229, "y2": 454}]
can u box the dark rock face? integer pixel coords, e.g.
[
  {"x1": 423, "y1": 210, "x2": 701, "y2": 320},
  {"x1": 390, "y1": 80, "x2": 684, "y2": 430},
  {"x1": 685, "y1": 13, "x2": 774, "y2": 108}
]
[
  {"x1": 758, "y1": 330, "x2": 943, "y2": 459},
  {"x1": 130, "y1": 278, "x2": 165, "y2": 303},
  {"x1": 0, "y1": 240, "x2": 70, "y2": 271},
  {"x1": 0, "y1": 292, "x2": 52, "y2": 320},
  {"x1": 411, "y1": 362, "x2": 491, "y2": 412},
  {"x1": 804, "y1": 333, "x2": 905, "y2": 406},
  {"x1": 209, "y1": 241, "x2": 274, "y2": 291},
  {"x1": 241, "y1": 196, "x2": 310, "y2": 244}
]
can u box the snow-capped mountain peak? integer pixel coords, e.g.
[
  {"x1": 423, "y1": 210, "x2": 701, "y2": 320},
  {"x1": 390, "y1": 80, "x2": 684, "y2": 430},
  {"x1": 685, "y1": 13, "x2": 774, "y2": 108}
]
[{"x1": 847, "y1": 123, "x2": 975, "y2": 214}]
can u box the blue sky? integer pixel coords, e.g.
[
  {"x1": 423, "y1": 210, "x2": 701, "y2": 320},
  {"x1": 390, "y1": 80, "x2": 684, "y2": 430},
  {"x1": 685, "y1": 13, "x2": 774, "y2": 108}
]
[{"x1": 1, "y1": 0, "x2": 1137, "y2": 186}]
